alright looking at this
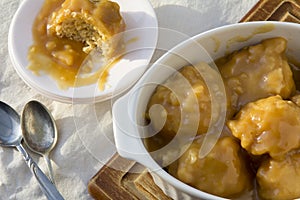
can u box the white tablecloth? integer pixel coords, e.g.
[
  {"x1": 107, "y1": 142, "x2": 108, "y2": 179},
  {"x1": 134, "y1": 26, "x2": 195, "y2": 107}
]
[{"x1": 0, "y1": 0, "x2": 258, "y2": 199}]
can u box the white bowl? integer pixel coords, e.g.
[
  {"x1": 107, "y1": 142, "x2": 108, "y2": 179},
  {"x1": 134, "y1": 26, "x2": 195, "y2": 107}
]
[
  {"x1": 8, "y1": 0, "x2": 158, "y2": 103},
  {"x1": 112, "y1": 21, "x2": 300, "y2": 199}
]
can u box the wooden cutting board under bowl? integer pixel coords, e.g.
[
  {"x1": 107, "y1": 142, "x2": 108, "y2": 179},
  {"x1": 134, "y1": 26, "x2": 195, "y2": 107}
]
[{"x1": 88, "y1": 0, "x2": 300, "y2": 199}]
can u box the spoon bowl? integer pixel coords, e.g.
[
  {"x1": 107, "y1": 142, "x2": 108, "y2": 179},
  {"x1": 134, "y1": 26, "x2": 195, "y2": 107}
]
[
  {"x1": 0, "y1": 102, "x2": 22, "y2": 147},
  {"x1": 21, "y1": 100, "x2": 57, "y2": 184},
  {"x1": 0, "y1": 101, "x2": 64, "y2": 200}
]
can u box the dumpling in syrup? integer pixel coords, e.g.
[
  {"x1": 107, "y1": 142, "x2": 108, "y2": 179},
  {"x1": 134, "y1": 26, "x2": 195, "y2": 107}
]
[
  {"x1": 48, "y1": 0, "x2": 125, "y2": 57},
  {"x1": 257, "y1": 150, "x2": 300, "y2": 200},
  {"x1": 169, "y1": 137, "x2": 252, "y2": 198},
  {"x1": 228, "y1": 95, "x2": 300, "y2": 158},
  {"x1": 217, "y1": 37, "x2": 295, "y2": 113},
  {"x1": 146, "y1": 66, "x2": 212, "y2": 138}
]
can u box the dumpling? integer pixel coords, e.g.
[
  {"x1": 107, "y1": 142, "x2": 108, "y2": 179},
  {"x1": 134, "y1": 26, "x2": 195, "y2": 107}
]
[
  {"x1": 170, "y1": 137, "x2": 252, "y2": 198},
  {"x1": 48, "y1": 0, "x2": 125, "y2": 58},
  {"x1": 146, "y1": 66, "x2": 212, "y2": 138},
  {"x1": 228, "y1": 95, "x2": 300, "y2": 158},
  {"x1": 257, "y1": 150, "x2": 300, "y2": 200},
  {"x1": 218, "y1": 37, "x2": 295, "y2": 113}
]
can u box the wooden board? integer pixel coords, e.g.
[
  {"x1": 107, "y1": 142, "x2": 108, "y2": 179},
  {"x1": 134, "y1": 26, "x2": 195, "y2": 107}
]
[
  {"x1": 88, "y1": 0, "x2": 300, "y2": 199},
  {"x1": 240, "y1": 0, "x2": 300, "y2": 22},
  {"x1": 88, "y1": 153, "x2": 172, "y2": 200}
]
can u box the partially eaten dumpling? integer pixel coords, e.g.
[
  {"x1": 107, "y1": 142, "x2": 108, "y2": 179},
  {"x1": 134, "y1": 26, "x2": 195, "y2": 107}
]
[{"x1": 48, "y1": 0, "x2": 125, "y2": 58}]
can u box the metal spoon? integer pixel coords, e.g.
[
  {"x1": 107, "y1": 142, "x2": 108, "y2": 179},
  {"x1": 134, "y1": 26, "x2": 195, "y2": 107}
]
[
  {"x1": 21, "y1": 100, "x2": 57, "y2": 185},
  {"x1": 0, "y1": 101, "x2": 64, "y2": 200}
]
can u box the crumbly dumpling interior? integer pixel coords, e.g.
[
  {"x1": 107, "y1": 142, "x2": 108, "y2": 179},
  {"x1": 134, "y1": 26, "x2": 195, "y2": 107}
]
[{"x1": 48, "y1": 0, "x2": 125, "y2": 57}]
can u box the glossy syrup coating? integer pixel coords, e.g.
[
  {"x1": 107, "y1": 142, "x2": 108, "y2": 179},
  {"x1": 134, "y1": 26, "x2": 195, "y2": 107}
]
[
  {"x1": 217, "y1": 37, "x2": 295, "y2": 113},
  {"x1": 170, "y1": 137, "x2": 253, "y2": 198},
  {"x1": 228, "y1": 95, "x2": 300, "y2": 158},
  {"x1": 28, "y1": 0, "x2": 125, "y2": 89},
  {"x1": 147, "y1": 66, "x2": 212, "y2": 138},
  {"x1": 257, "y1": 150, "x2": 300, "y2": 200}
]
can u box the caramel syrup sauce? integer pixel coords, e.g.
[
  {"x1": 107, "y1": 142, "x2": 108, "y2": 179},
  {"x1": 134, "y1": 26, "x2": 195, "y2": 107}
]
[{"x1": 28, "y1": 0, "x2": 118, "y2": 90}]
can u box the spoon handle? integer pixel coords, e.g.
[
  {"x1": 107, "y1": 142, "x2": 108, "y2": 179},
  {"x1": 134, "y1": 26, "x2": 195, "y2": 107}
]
[
  {"x1": 44, "y1": 154, "x2": 55, "y2": 185},
  {"x1": 16, "y1": 144, "x2": 64, "y2": 200}
]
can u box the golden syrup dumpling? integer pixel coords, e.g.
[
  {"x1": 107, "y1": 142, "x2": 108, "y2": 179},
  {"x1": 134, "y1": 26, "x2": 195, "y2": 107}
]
[
  {"x1": 228, "y1": 95, "x2": 300, "y2": 158},
  {"x1": 257, "y1": 151, "x2": 300, "y2": 200},
  {"x1": 146, "y1": 66, "x2": 212, "y2": 138},
  {"x1": 171, "y1": 137, "x2": 252, "y2": 198},
  {"x1": 47, "y1": 0, "x2": 125, "y2": 57},
  {"x1": 218, "y1": 37, "x2": 295, "y2": 112}
]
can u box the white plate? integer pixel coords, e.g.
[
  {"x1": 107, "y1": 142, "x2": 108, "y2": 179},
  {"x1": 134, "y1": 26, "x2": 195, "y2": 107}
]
[{"x1": 8, "y1": 0, "x2": 158, "y2": 103}]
